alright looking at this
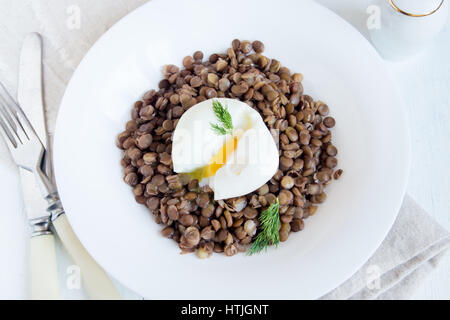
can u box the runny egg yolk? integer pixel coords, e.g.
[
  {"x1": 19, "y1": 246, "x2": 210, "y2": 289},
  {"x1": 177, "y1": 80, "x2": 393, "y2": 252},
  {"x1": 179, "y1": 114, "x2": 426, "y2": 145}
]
[
  {"x1": 189, "y1": 136, "x2": 239, "y2": 181},
  {"x1": 187, "y1": 115, "x2": 252, "y2": 181}
]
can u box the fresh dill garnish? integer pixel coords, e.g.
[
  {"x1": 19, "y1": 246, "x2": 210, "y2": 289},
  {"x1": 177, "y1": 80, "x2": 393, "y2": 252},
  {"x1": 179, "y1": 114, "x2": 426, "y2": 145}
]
[
  {"x1": 210, "y1": 123, "x2": 228, "y2": 135},
  {"x1": 210, "y1": 100, "x2": 233, "y2": 135},
  {"x1": 247, "y1": 198, "x2": 280, "y2": 255}
]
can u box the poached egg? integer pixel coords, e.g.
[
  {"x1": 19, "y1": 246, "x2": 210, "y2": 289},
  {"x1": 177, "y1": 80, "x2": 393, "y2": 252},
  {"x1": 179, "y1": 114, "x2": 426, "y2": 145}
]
[{"x1": 172, "y1": 98, "x2": 279, "y2": 200}]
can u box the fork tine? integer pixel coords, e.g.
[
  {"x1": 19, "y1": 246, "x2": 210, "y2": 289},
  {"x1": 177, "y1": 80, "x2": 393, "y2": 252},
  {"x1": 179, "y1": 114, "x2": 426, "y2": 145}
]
[
  {"x1": 0, "y1": 82, "x2": 31, "y2": 143},
  {"x1": 0, "y1": 110, "x2": 18, "y2": 148},
  {"x1": 0, "y1": 96, "x2": 23, "y2": 144}
]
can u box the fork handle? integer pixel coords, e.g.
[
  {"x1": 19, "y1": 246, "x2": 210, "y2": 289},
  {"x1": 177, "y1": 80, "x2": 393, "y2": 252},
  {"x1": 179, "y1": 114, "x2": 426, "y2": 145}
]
[
  {"x1": 31, "y1": 233, "x2": 60, "y2": 300},
  {"x1": 52, "y1": 214, "x2": 121, "y2": 300}
]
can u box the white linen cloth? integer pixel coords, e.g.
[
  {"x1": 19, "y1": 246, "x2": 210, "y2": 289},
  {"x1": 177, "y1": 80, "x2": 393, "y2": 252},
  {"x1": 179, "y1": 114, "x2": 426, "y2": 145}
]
[{"x1": 0, "y1": 0, "x2": 448, "y2": 300}]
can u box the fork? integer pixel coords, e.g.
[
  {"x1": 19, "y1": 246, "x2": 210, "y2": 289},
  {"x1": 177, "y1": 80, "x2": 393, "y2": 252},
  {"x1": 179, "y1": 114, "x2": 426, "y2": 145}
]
[
  {"x1": 1, "y1": 80, "x2": 122, "y2": 300},
  {"x1": 0, "y1": 81, "x2": 60, "y2": 299}
]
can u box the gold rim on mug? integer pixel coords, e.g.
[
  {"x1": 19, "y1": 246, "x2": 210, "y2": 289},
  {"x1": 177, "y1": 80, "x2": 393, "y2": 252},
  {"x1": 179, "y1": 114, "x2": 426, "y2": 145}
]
[{"x1": 389, "y1": 0, "x2": 445, "y2": 17}]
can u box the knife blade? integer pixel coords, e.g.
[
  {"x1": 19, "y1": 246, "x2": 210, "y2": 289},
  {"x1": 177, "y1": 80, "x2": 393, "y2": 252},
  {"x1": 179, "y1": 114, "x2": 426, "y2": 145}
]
[
  {"x1": 18, "y1": 33, "x2": 48, "y2": 150},
  {"x1": 17, "y1": 33, "x2": 50, "y2": 221},
  {"x1": 18, "y1": 33, "x2": 52, "y2": 178}
]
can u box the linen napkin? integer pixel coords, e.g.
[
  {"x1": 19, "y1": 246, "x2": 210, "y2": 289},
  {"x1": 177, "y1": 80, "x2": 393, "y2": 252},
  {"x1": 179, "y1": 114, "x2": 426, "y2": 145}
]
[
  {"x1": 322, "y1": 195, "x2": 450, "y2": 299},
  {"x1": 0, "y1": 0, "x2": 448, "y2": 300}
]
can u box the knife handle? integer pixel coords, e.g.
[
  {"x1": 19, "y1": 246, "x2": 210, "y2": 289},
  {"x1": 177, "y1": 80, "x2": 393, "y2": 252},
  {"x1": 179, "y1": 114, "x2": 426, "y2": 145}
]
[
  {"x1": 52, "y1": 213, "x2": 121, "y2": 300},
  {"x1": 30, "y1": 233, "x2": 60, "y2": 300}
]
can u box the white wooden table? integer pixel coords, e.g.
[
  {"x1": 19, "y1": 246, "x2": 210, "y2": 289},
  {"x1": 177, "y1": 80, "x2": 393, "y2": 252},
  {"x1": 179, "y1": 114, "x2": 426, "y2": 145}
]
[{"x1": 0, "y1": 0, "x2": 448, "y2": 299}]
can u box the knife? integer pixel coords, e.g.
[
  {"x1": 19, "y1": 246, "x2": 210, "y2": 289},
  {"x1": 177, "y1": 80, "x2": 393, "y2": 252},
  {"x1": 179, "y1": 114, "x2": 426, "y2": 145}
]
[
  {"x1": 18, "y1": 33, "x2": 121, "y2": 300},
  {"x1": 17, "y1": 33, "x2": 59, "y2": 300}
]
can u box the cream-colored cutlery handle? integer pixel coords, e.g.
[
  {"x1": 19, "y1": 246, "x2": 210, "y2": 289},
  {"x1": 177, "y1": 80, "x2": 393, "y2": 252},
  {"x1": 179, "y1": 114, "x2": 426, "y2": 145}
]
[
  {"x1": 31, "y1": 234, "x2": 60, "y2": 300},
  {"x1": 52, "y1": 214, "x2": 121, "y2": 300}
]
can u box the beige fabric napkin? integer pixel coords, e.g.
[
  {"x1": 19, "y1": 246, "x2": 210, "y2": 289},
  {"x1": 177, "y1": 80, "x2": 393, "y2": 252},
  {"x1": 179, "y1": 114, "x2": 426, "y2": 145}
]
[
  {"x1": 0, "y1": 0, "x2": 449, "y2": 300},
  {"x1": 322, "y1": 195, "x2": 450, "y2": 299}
]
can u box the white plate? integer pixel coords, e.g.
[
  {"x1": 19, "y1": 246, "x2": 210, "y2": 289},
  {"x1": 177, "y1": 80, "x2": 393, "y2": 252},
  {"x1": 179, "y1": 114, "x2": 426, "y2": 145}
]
[{"x1": 54, "y1": 0, "x2": 410, "y2": 299}]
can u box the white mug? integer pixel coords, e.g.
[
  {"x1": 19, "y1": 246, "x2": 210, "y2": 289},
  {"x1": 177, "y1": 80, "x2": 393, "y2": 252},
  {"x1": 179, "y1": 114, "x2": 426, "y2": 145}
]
[{"x1": 368, "y1": 0, "x2": 448, "y2": 61}]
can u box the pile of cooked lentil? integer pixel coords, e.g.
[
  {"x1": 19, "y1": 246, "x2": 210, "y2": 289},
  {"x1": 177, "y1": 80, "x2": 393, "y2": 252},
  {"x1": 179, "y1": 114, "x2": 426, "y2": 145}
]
[{"x1": 116, "y1": 39, "x2": 342, "y2": 258}]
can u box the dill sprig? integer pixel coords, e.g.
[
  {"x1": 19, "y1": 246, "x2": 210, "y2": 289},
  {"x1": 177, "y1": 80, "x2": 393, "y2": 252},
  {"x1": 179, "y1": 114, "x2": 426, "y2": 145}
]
[
  {"x1": 247, "y1": 198, "x2": 280, "y2": 255},
  {"x1": 210, "y1": 100, "x2": 233, "y2": 135},
  {"x1": 210, "y1": 123, "x2": 228, "y2": 135}
]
